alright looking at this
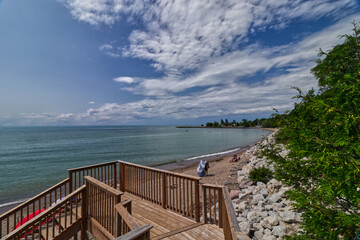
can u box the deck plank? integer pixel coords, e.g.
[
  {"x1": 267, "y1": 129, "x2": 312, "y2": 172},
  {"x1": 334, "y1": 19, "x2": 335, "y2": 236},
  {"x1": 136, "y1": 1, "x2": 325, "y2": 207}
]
[{"x1": 121, "y1": 192, "x2": 224, "y2": 240}]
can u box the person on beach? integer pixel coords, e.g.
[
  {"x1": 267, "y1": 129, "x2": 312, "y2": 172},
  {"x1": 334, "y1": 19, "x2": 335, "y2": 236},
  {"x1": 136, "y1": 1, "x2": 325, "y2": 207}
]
[{"x1": 197, "y1": 160, "x2": 209, "y2": 177}]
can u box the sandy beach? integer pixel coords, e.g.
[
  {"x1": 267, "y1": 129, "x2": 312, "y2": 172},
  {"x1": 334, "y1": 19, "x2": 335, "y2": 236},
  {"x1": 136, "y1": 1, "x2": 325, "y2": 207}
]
[{"x1": 167, "y1": 128, "x2": 276, "y2": 186}]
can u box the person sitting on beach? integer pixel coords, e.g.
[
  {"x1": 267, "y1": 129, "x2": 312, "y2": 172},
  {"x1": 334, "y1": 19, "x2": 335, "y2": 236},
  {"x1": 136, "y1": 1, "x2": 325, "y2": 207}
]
[
  {"x1": 204, "y1": 161, "x2": 209, "y2": 175},
  {"x1": 197, "y1": 160, "x2": 208, "y2": 177},
  {"x1": 230, "y1": 154, "x2": 237, "y2": 163}
]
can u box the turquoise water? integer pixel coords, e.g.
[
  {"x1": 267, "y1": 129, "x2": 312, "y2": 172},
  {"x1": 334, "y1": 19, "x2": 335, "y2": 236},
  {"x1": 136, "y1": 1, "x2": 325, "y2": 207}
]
[{"x1": 0, "y1": 126, "x2": 270, "y2": 206}]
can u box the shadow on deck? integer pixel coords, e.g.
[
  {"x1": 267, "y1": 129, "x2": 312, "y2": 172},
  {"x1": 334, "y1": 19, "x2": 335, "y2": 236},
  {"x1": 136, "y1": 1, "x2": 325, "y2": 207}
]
[
  {"x1": 1, "y1": 161, "x2": 248, "y2": 240},
  {"x1": 122, "y1": 192, "x2": 224, "y2": 240}
]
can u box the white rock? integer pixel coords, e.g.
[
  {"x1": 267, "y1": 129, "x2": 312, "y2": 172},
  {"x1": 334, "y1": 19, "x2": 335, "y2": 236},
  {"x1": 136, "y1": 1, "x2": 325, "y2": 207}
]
[
  {"x1": 281, "y1": 211, "x2": 299, "y2": 223},
  {"x1": 254, "y1": 229, "x2": 264, "y2": 239},
  {"x1": 236, "y1": 216, "x2": 248, "y2": 222},
  {"x1": 238, "y1": 222, "x2": 250, "y2": 235},
  {"x1": 258, "y1": 200, "x2": 266, "y2": 208},
  {"x1": 247, "y1": 211, "x2": 262, "y2": 224},
  {"x1": 263, "y1": 236, "x2": 277, "y2": 240},
  {"x1": 252, "y1": 194, "x2": 265, "y2": 205},
  {"x1": 259, "y1": 189, "x2": 269, "y2": 197},
  {"x1": 267, "y1": 193, "x2": 282, "y2": 204},
  {"x1": 264, "y1": 216, "x2": 279, "y2": 226},
  {"x1": 260, "y1": 219, "x2": 272, "y2": 229},
  {"x1": 252, "y1": 223, "x2": 263, "y2": 231},
  {"x1": 269, "y1": 179, "x2": 282, "y2": 189},
  {"x1": 257, "y1": 182, "x2": 266, "y2": 188},
  {"x1": 264, "y1": 228, "x2": 272, "y2": 236},
  {"x1": 242, "y1": 209, "x2": 249, "y2": 218},
  {"x1": 265, "y1": 205, "x2": 273, "y2": 211},
  {"x1": 272, "y1": 225, "x2": 286, "y2": 238}
]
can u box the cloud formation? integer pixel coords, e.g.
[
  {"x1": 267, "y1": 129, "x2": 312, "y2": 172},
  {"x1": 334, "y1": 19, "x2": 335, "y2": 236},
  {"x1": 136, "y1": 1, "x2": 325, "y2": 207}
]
[{"x1": 10, "y1": 0, "x2": 357, "y2": 125}]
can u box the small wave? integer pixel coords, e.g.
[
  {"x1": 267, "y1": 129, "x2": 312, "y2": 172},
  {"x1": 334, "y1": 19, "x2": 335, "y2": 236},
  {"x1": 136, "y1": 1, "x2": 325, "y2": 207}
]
[
  {"x1": 0, "y1": 199, "x2": 28, "y2": 208},
  {"x1": 185, "y1": 148, "x2": 240, "y2": 161}
]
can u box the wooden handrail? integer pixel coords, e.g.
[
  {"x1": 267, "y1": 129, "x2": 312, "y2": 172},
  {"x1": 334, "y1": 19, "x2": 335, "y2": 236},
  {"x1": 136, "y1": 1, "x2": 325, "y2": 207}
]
[
  {"x1": 119, "y1": 161, "x2": 201, "y2": 222},
  {"x1": 67, "y1": 161, "x2": 118, "y2": 172},
  {"x1": 113, "y1": 225, "x2": 152, "y2": 240},
  {"x1": 84, "y1": 176, "x2": 123, "y2": 197},
  {"x1": 222, "y1": 187, "x2": 245, "y2": 240},
  {"x1": 0, "y1": 178, "x2": 70, "y2": 238},
  {"x1": 118, "y1": 160, "x2": 201, "y2": 181},
  {"x1": 4, "y1": 185, "x2": 86, "y2": 240},
  {"x1": 69, "y1": 161, "x2": 117, "y2": 193},
  {"x1": 0, "y1": 178, "x2": 69, "y2": 219},
  {"x1": 114, "y1": 203, "x2": 140, "y2": 231}
]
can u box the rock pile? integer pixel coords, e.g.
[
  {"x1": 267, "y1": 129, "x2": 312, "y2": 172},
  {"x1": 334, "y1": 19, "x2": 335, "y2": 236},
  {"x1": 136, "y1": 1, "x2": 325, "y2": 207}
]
[{"x1": 231, "y1": 132, "x2": 302, "y2": 240}]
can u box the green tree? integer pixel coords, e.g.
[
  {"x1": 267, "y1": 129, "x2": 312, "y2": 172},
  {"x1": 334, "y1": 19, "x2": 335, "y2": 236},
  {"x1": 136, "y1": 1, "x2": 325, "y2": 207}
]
[
  {"x1": 206, "y1": 122, "x2": 213, "y2": 127},
  {"x1": 225, "y1": 119, "x2": 229, "y2": 126},
  {"x1": 220, "y1": 119, "x2": 224, "y2": 125},
  {"x1": 262, "y1": 22, "x2": 360, "y2": 239},
  {"x1": 213, "y1": 121, "x2": 220, "y2": 127}
]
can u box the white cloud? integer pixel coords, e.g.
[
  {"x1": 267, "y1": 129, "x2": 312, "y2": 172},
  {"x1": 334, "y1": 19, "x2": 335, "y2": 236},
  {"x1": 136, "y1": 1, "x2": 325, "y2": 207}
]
[
  {"x1": 30, "y1": 1, "x2": 357, "y2": 125},
  {"x1": 89, "y1": 101, "x2": 95, "y2": 104},
  {"x1": 99, "y1": 43, "x2": 121, "y2": 57},
  {"x1": 113, "y1": 76, "x2": 136, "y2": 84},
  {"x1": 62, "y1": 0, "x2": 125, "y2": 26}
]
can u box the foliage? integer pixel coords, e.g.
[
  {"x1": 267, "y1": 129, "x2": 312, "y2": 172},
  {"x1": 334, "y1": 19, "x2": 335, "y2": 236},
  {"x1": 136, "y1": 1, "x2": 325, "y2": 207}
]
[
  {"x1": 261, "y1": 22, "x2": 360, "y2": 239},
  {"x1": 249, "y1": 166, "x2": 273, "y2": 184},
  {"x1": 203, "y1": 115, "x2": 285, "y2": 128}
]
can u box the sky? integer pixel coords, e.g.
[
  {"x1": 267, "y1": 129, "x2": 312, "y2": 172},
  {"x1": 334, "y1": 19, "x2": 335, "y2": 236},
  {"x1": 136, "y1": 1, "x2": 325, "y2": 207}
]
[{"x1": 0, "y1": 0, "x2": 359, "y2": 126}]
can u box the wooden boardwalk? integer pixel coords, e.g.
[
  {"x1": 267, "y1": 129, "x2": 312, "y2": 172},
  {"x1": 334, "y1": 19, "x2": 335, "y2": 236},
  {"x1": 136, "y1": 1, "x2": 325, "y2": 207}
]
[
  {"x1": 2, "y1": 161, "x2": 245, "y2": 240},
  {"x1": 122, "y1": 192, "x2": 224, "y2": 240}
]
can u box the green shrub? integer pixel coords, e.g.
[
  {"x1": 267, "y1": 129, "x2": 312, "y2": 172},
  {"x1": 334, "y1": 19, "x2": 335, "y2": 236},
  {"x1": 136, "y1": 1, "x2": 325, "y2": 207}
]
[
  {"x1": 274, "y1": 129, "x2": 291, "y2": 144},
  {"x1": 249, "y1": 166, "x2": 273, "y2": 184}
]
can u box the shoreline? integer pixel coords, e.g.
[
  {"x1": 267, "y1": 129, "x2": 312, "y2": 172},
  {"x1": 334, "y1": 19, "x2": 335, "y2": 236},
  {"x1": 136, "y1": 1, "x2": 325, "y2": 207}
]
[
  {"x1": 0, "y1": 128, "x2": 275, "y2": 215},
  {"x1": 155, "y1": 128, "x2": 275, "y2": 185}
]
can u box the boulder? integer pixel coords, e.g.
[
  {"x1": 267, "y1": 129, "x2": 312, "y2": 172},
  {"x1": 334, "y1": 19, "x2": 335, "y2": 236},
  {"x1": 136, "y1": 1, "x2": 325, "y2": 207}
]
[
  {"x1": 263, "y1": 236, "x2": 277, "y2": 240},
  {"x1": 238, "y1": 222, "x2": 250, "y2": 235},
  {"x1": 229, "y1": 190, "x2": 241, "y2": 199},
  {"x1": 252, "y1": 223, "x2": 263, "y2": 231},
  {"x1": 263, "y1": 216, "x2": 279, "y2": 226},
  {"x1": 247, "y1": 211, "x2": 262, "y2": 224},
  {"x1": 254, "y1": 229, "x2": 264, "y2": 239},
  {"x1": 236, "y1": 216, "x2": 248, "y2": 222},
  {"x1": 272, "y1": 225, "x2": 286, "y2": 238},
  {"x1": 280, "y1": 211, "x2": 300, "y2": 223},
  {"x1": 267, "y1": 193, "x2": 282, "y2": 204},
  {"x1": 252, "y1": 194, "x2": 265, "y2": 205}
]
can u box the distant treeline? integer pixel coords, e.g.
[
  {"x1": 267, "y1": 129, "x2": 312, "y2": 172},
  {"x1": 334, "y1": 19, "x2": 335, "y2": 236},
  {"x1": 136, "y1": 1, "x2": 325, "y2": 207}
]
[{"x1": 203, "y1": 114, "x2": 284, "y2": 128}]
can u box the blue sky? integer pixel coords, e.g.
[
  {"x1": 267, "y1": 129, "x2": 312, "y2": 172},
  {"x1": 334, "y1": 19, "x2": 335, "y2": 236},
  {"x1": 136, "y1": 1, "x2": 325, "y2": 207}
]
[{"x1": 0, "y1": 0, "x2": 359, "y2": 126}]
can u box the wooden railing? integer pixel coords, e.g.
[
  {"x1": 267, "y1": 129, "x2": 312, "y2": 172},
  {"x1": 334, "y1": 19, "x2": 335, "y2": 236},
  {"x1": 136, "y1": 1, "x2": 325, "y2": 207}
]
[
  {"x1": 68, "y1": 161, "x2": 117, "y2": 192},
  {"x1": 202, "y1": 184, "x2": 223, "y2": 226},
  {"x1": 202, "y1": 184, "x2": 246, "y2": 240},
  {"x1": 0, "y1": 178, "x2": 69, "y2": 238},
  {"x1": 85, "y1": 176, "x2": 123, "y2": 239},
  {"x1": 118, "y1": 161, "x2": 201, "y2": 222},
  {"x1": 2, "y1": 160, "x2": 248, "y2": 240},
  {"x1": 3, "y1": 185, "x2": 86, "y2": 240},
  {"x1": 221, "y1": 187, "x2": 244, "y2": 240},
  {"x1": 114, "y1": 200, "x2": 152, "y2": 240}
]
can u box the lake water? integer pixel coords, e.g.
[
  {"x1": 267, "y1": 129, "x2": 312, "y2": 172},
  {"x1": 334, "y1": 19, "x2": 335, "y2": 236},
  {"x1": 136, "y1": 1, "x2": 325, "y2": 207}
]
[{"x1": 0, "y1": 126, "x2": 270, "y2": 207}]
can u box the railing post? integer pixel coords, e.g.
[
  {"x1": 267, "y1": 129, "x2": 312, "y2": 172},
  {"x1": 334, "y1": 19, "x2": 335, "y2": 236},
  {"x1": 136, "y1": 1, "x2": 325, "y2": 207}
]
[
  {"x1": 218, "y1": 188, "x2": 223, "y2": 228},
  {"x1": 119, "y1": 163, "x2": 125, "y2": 192},
  {"x1": 162, "y1": 173, "x2": 167, "y2": 209},
  {"x1": 202, "y1": 185, "x2": 207, "y2": 223},
  {"x1": 195, "y1": 180, "x2": 200, "y2": 222},
  {"x1": 116, "y1": 193, "x2": 122, "y2": 237},
  {"x1": 113, "y1": 162, "x2": 117, "y2": 190},
  {"x1": 81, "y1": 186, "x2": 87, "y2": 240},
  {"x1": 69, "y1": 170, "x2": 73, "y2": 193}
]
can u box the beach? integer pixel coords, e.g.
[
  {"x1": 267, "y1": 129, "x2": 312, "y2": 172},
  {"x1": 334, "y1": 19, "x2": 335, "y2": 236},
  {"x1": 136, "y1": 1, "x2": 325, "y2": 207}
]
[{"x1": 160, "y1": 127, "x2": 276, "y2": 186}]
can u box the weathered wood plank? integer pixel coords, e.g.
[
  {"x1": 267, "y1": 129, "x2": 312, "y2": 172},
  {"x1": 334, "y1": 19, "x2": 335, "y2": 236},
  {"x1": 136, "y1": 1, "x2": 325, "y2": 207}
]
[{"x1": 114, "y1": 225, "x2": 152, "y2": 240}]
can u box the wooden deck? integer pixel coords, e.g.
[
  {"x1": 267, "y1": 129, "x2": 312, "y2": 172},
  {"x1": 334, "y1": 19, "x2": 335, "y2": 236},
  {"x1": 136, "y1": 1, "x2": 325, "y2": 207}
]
[{"x1": 122, "y1": 192, "x2": 224, "y2": 240}]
